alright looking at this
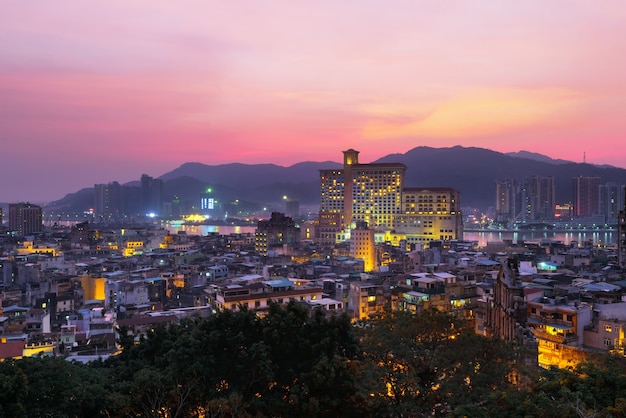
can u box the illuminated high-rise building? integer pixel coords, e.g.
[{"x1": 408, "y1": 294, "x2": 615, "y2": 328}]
[
  {"x1": 520, "y1": 176, "x2": 555, "y2": 221},
  {"x1": 351, "y1": 221, "x2": 376, "y2": 272},
  {"x1": 319, "y1": 167, "x2": 346, "y2": 244},
  {"x1": 397, "y1": 187, "x2": 462, "y2": 244},
  {"x1": 319, "y1": 149, "x2": 405, "y2": 244},
  {"x1": 598, "y1": 182, "x2": 625, "y2": 224},
  {"x1": 495, "y1": 179, "x2": 517, "y2": 224},
  {"x1": 8, "y1": 202, "x2": 43, "y2": 236},
  {"x1": 319, "y1": 149, "x2": 463, "y2": 247},
  {"x1": 94, "y1": 182, "x2": 122, "y2": 216},
  {"x1": 141, "y1": 174, "x2": 164, "y2": 215},
  {"x1": 572, "y1": 176, "x2": 600, "y2": 218}
]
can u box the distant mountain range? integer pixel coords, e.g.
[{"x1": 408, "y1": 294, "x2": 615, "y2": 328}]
[
  {"x1": 504, "y1": 150, "x2": 573, "y2": 165},
  {"x1": 44, "y1": 146, "x2": 626, "y2": 213}
]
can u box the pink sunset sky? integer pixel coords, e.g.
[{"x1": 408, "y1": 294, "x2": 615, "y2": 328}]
[{"x1": 1, "y1": 1, "x2": 625, "y2": 202}]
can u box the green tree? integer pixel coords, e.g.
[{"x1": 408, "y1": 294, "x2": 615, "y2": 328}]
[
  {"x1": 0, "y1": 360, "x2": 27, "y2": 417},
  {"x1": 258, "y1": 303, "x2": 361, "y2": 416},
  {"x1": 356, "y1": 309, "x2": 520, "y2": 417}
]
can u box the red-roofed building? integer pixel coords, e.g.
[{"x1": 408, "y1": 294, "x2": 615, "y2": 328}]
[{"x1": 0, "y1": 339, "x2": 25, "y2": 360}]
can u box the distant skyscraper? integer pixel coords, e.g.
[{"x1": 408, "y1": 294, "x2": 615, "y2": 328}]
[
  {"x1": 9, "y1": 202, "x2": 43, "y2": 235},
  {"x1": 94, "y1": 175, "x2": 162, "y2": 219},
  {"x1": 141, "y1": 174, "x2": 164, "y2": 215},
  {"x1": 572, "y1": 176, "x2": 600, "y2": 218},
  {"x1": 284, "y1": 199, "x2": 300, "y2": 219},
  {"x1": 520, "y1": 176, "x2": 555, "y2": 221},
  {"x1": 94, "y1": 182, "x2": 122, "y2": 216},
  {"x1": 598, "y1": 182, "x2": 625, "y2": 224},
  {"x1": 495, "y1": 179, "x2": 517, "y2": 224}
]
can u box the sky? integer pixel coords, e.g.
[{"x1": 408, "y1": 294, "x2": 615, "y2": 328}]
[{"x1": 1, "y1": 1, "x2": 625, "y2": 202}]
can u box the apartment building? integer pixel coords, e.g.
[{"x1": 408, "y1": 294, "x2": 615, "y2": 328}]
[{"x1": 214, "y1": 278, "x2": 323, "y2": 313}]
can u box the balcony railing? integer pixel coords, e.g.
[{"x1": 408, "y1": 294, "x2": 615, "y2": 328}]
[{"x1": 531, "y1": 328, "x2": 579, "y2": 345}]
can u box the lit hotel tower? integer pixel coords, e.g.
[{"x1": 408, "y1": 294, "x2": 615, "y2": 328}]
[
  {"x1": 319, "y1": 149, "x2": 462, "y2": 248},
  {"x1": 319, "y1": 149, "x2": 405, "y2": 244}
]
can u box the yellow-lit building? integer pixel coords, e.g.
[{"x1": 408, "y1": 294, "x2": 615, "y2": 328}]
[
  {"x1": 527, "y1": 298, "x2": 591, "y2": 369},
  {"x1": 348, "y1": 281, "x2": 387, "y2": 320},
  {"x1": 22, "y1": 342, "x2": 54, "y2": 357},
  {"x1": 0, "y1": 339, "x2": 54, "y2": 360},
  {"x1": 124, "y1": 240, "x2": 144, "y2": 257},
  {"x1": 160, "y1": 234, "x2": 175, "y2": 249},
  {"x1": 79, "y1": 274, "x2": 106, "y2": 301},
  {"x1": 397, "y1": 187, "x2": 463, "y2": 246},
  {"x1": 351, "y1": 222, "x2": 376, "y2": 272},
  {"x1": 319, "y1": 149, "x2": 462, "y2": 247},
  {"x1": 15, "y1": 241, "x2": 60, "y2": 257}
]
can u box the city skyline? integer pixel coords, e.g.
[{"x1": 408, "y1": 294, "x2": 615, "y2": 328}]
[{"x1": 2, "y1": 2, "x2": 625, "y2": 202}]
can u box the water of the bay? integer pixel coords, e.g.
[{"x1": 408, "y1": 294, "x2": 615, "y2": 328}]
[
  {"x1": 463, "y1": 230, "x2": 616, "y2": 247},
  {"x1": 164, "y1": 224, "x2": 257, "y2": 236},
  {"x1": 163, "y1": 223, "x2": 617, "y2": 248}
]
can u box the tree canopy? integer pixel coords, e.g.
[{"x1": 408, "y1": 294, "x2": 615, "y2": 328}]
[{"x1": 1, "y1": 305, "x2": 625, "y2": 417}]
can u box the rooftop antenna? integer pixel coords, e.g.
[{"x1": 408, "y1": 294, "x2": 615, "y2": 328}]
[{"x1": 583, "y1": 152, "x2": 586, "y2": 164}]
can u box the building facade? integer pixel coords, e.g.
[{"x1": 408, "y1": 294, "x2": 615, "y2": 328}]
[
  {"x1": 495, "y1": 179, "x2": 517, "y2": 224},
  {"x1": 8, "y1": 203, "x2": 43, "y2": 236},
  {"x1": 318, "y1": 149, "x2": 463, "y2": 247},
  {"x1": 254, "y1": 212, "x2": 300, "y2": 256},
  {"x1": 520, "y1": 176, "x2": 555, "y2": 221},
  {"x1": 397, "y1": 187, "x2": 462, "y2": 245},
  {"x1": 572, "y1": 176, "x2": 600, "y2": 218},
  {"x1": 214, "y1": 279, "x2": 323, "y2": 313},
  {"x1": 527, "y1": 297, "x2": 591, "y2": 369},
  {"x1": 599, "y1": 182, "x2": 625, "y2": 225},
  {"x1": 351, "y1": 222, "x2": 376, "y2": 272}
]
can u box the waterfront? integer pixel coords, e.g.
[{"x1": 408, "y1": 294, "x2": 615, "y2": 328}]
[
  {"x1": 164, "y1": 223, "x2": 257, "y2": 236},
  {"x1": 463, "y1": 230, "x2": 617, "y2": 247},
  {"x1": 162, "y1": 223, "x2": 617, "y2": 248}
]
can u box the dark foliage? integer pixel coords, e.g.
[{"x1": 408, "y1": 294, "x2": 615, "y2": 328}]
[{"x1": 2, "y1": 306, "x2": 626, "y2": 417}]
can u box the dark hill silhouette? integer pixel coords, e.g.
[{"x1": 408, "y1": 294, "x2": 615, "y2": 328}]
[
  {"x1": 45, "y1": 146, "x2": 626, "y2": 212},
  {"x1": 375, "y1": 146, "x2": 626, "y2": 207},
  {"x1": 505, "y1": 150, "x2": 572, "y2": 165}
]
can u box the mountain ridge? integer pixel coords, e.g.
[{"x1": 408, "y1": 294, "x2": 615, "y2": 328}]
[{"x1": 44, "y1": 146, "x2": 626, "y2": 213}]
